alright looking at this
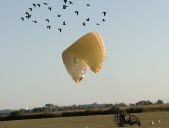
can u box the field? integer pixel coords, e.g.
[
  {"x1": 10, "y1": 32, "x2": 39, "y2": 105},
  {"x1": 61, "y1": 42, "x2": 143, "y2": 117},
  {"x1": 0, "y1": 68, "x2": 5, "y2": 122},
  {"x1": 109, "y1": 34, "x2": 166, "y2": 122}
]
[{"x1": 0, "y1": 111, "x2": 169, "y2": 128}]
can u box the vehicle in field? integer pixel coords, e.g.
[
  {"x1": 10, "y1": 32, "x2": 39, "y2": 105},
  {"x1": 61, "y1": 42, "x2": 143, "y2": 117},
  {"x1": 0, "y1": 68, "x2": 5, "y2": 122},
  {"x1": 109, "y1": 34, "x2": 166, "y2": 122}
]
[{"x1": 114, "y1": 113, "x2": 141, "y2": 127}]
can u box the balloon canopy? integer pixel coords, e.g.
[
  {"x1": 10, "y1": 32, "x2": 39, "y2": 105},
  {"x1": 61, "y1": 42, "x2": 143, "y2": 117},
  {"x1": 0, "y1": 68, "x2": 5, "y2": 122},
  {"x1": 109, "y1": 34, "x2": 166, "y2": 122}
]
[{"x1": 62, "y1": 32, "x2": 106, "y2": 83}]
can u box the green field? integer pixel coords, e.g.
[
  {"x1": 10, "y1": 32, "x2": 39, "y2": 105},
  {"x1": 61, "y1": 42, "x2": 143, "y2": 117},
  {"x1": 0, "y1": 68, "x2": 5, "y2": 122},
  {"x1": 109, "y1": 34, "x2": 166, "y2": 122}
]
[{"x1": 0, "y1": 111, "x2": 169, "y2": 128}]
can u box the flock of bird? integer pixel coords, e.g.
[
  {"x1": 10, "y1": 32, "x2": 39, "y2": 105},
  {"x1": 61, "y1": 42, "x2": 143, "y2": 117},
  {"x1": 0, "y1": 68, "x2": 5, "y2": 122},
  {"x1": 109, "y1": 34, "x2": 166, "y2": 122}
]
[{"x1": 21, "y1": 0, "x2": 107, "y2": 33}]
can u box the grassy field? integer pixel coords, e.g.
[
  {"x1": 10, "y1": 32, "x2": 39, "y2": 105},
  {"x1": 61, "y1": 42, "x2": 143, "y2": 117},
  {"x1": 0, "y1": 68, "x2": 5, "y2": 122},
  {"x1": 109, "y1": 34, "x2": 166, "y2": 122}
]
[{"x1": 0, "y1": 111, "x2": 169, "y2": 128}]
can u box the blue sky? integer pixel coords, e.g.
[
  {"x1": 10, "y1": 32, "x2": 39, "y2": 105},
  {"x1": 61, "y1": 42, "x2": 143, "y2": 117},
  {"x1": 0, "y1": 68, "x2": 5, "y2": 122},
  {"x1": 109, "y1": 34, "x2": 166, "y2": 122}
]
[{"x1": 0, "y1": 0, "x2": 169, "y2": 109}]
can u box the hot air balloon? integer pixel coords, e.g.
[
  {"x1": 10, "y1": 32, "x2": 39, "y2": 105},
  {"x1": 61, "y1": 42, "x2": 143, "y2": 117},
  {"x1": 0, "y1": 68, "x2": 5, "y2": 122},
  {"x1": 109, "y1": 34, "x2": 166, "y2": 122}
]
[{"x1": 62, "y1": 32, "x2": 106, "y2": 83}]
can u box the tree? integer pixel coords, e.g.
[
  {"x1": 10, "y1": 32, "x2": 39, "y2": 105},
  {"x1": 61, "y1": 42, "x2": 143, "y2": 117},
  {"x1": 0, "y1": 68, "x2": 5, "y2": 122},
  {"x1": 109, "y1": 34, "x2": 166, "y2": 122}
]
[
  {"x1": 135, "y1": 100, "x2": 153, "y2": 106},
  {"x1": 45, "y1": 104, "x2": 56, "y2": 112},
  {"x1": 156, "y1": 99, "x2": 164, "y2": 104},
  {"x1": 114, "y1": 103, "x2": 127, "y2": 107},
  {"x1": 129, "y1": 103, "x2": 136, "y2": 106}
]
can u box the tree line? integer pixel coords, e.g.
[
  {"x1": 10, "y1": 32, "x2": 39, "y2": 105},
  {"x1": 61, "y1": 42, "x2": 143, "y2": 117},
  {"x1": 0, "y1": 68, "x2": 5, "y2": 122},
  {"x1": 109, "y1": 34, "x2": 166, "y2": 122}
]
[
  {"x1": 18, "y1": 99, "x2": 164, "y2": 114},
  {"x1": 0, "y1": 99, "x2": 168, "y2": 121}
]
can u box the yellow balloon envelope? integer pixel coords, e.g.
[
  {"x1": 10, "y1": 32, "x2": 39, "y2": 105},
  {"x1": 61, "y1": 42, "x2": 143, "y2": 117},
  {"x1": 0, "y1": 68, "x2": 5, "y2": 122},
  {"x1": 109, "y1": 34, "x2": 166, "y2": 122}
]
[{"x1": 62, "y1": 32, "x2": 106, "y2": 83}]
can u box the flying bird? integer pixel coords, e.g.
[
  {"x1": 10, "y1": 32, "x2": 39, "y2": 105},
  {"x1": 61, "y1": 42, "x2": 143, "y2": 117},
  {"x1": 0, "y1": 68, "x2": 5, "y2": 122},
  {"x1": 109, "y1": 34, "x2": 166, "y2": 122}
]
[
  {"x1": 32, "y1": 20, "x2": 37, "y2": 23},
  {"x1": 29, "y1": 8, "x2": 32, "y2": 11},
  {"x1": 86, "y1": 18, "x2": 90, "y2": 21},
  {"x1": 37, "y1": 4, "x2": 40, "y2": 7},
  {"x1": 82, "y1": 22, "x2": 86, "y2": 26},
  {"x1": 33, "y1": 3, "x2": 36, "y2": 7},
  {"x1": 75, "y1": 11, "x2": 79, "y2": 15},
  {"x1": 63, "y1": 5, "x2": 68, "y2": 9},
  {"x1": 25, "y1": 12, "x2": 31, "y2": 19},
  {"x1": 69, "y1": 1, "x2": 73, "y2": 4},
  {"x1": 21, "y1": 17, "x2": 24, "y2": 21},
  {"x1": 64, "y1": 0, "x2": 68, "y2": 4},
  {"x1": 26, "y1": 14, "x2": 31, "y2": 19},
  {"x1": 25, "y1": 12, "x2": 29, "y2": 15},
  {"x1": 21, "y1": 0, "x2": 107, "y2": 32},
  {"x1": 46, "y1": 19, "x2": 50, "y2": 22},
  {"x1": 58, "y1": 28, "x2": 62, "y2": 32},
  {"x1": 102, "y1": 12, "x2": 106, "y2": 16},
  {"x1": 63, "y1": 21, "x2": 66, "y2": 25},
  {"x1": 48, "y1": 7, "x2": 52, "y2": 11},
  {"x1": 47, "y1": 26, "x2": 51, "y2": 29}
]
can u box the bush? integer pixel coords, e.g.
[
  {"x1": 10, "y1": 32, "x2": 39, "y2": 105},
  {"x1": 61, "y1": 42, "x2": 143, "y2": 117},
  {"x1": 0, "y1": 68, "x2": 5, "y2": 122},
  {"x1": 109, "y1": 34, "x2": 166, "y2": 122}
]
[
  {"x1": 126, "y1": 107, "x2": 144, "y2": 113},
  {"x1": 10, "y1": 111, "x2": 21, "y2": 117},
  {"x1": 110, "y1": 106, "x2": 121, "y2": 114}
]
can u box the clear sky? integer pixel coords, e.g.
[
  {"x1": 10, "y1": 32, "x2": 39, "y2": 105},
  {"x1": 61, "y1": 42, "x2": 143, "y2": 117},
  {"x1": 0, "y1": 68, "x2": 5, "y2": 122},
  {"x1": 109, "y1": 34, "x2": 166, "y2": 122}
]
[{"x1": 0, "y1": 0, "x2": 169, "y2": 110}]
